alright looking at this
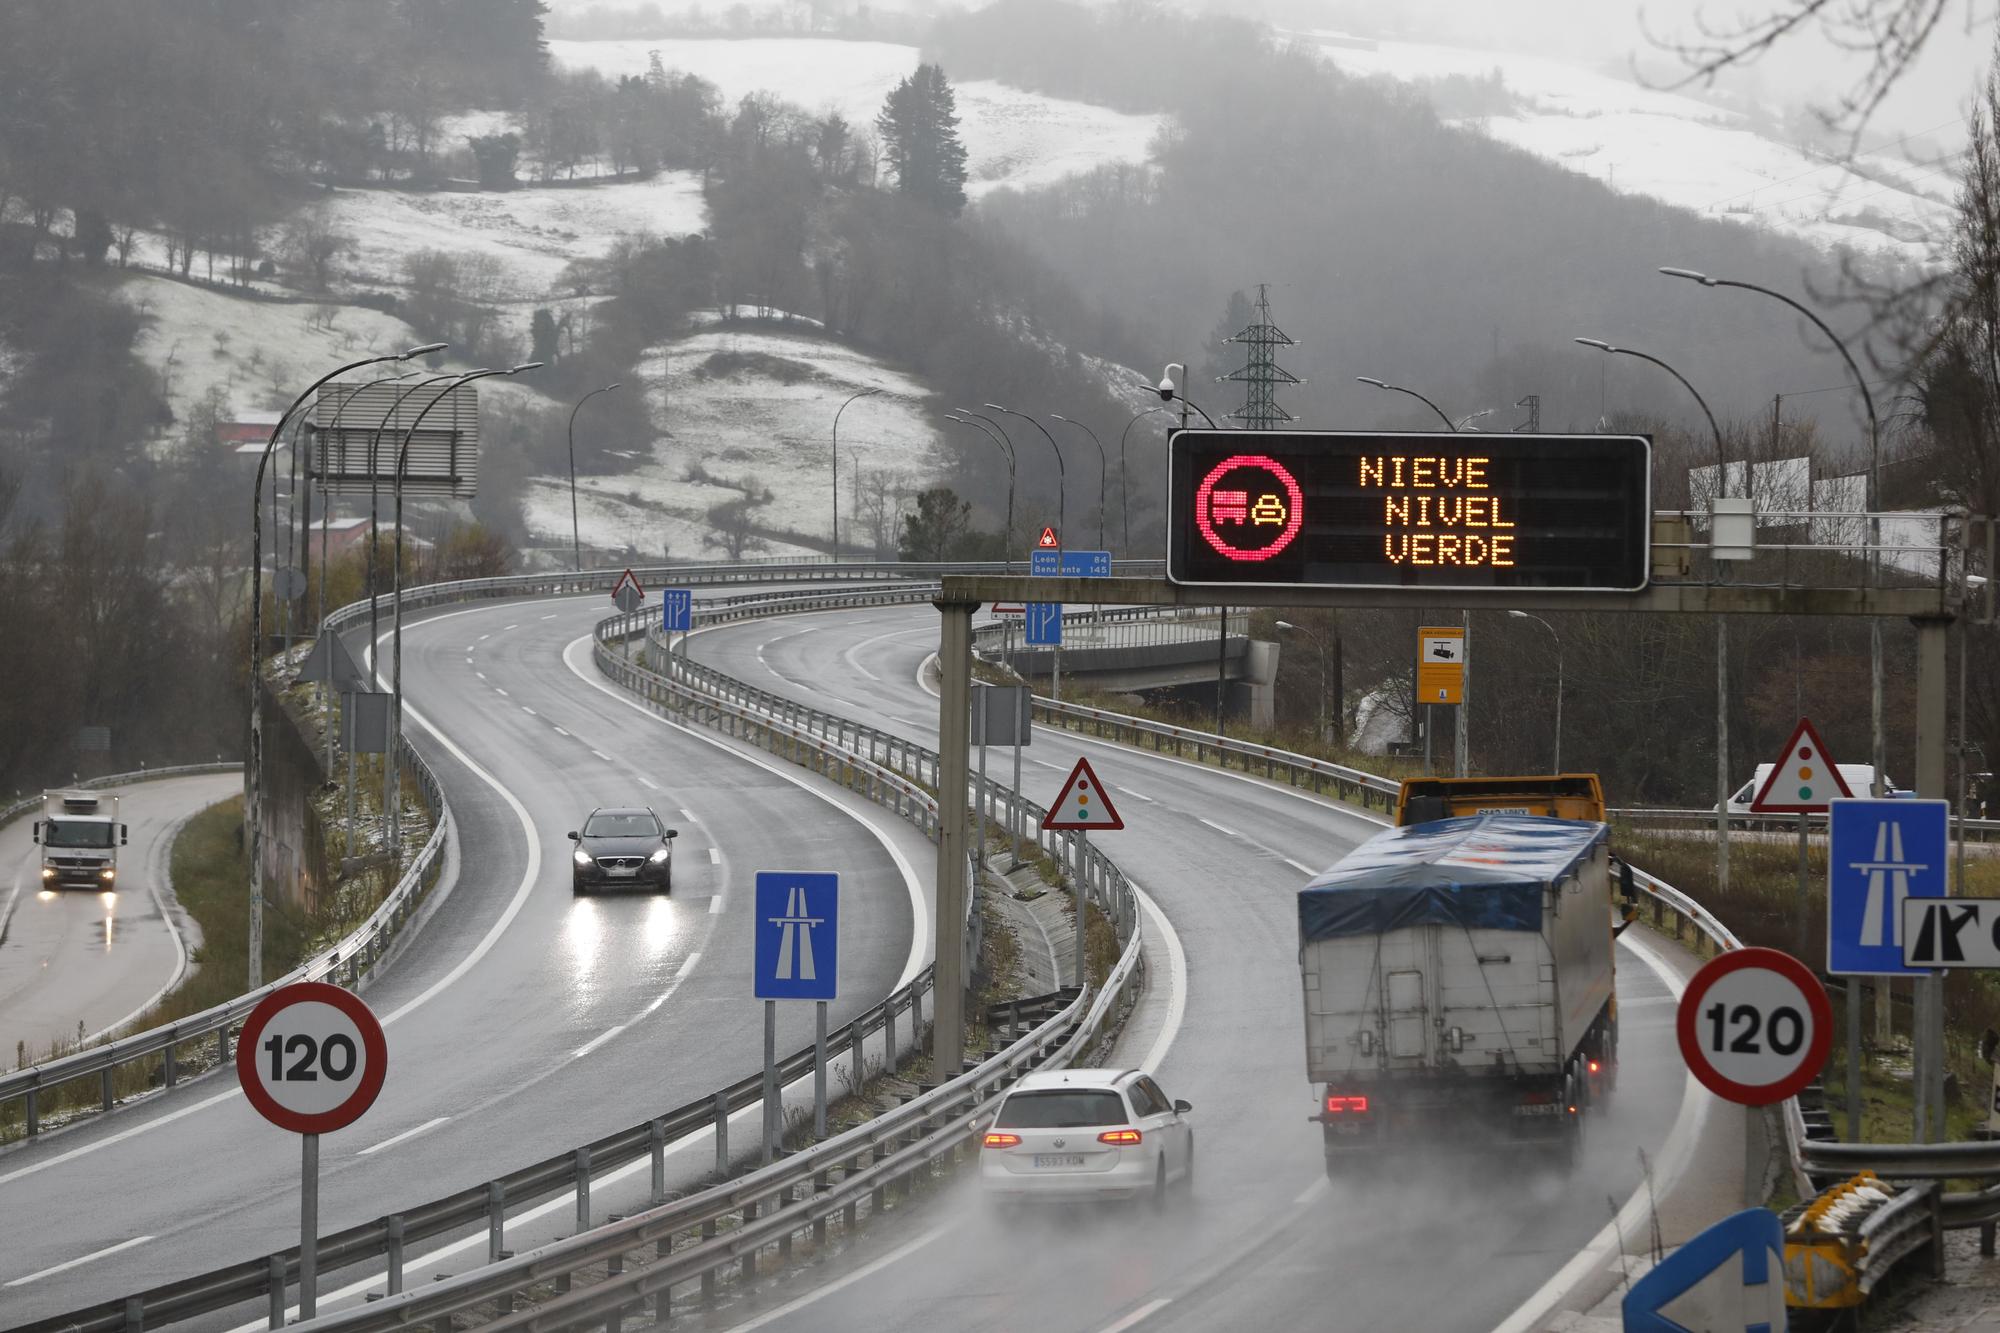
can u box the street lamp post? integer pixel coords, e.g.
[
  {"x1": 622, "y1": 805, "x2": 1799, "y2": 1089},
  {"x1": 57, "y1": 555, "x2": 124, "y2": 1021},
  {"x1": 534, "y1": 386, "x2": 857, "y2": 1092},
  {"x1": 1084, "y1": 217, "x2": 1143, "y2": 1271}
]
[
  {"x1": 567, "y1": 383, "x2": 622, "y2": 573},
  {"x1": 983, "y1": 404, "x2": 1066, "y2": 546},
  {"x1": 1356, "y1": 376, "x2": 1456, "y2": 431},
  {"x1": 1507, "y1": 611, "x2": 1563, "y2": 773},
  {"x1": 832, "y1": 388, "x2": 882, "y2": 559},
  {"x1": 387, "y1": 363, "x2": 540, "y2": 861},
  {"x1": 946, "y1": 413, "x2": 1016, "y2": 568},
  {"x1": 1574, "y1": 336, "x2": 1733, "y2": 900},
  {"x1": 1049, "y1": 415, "x2": 1108, "y2": 551},
  {"x1": 1115, "y1": 407, "x2": 1167, "y2": 554},
  {"x1": 246, "y1": 341, "x2": 445, "y2": 988}
]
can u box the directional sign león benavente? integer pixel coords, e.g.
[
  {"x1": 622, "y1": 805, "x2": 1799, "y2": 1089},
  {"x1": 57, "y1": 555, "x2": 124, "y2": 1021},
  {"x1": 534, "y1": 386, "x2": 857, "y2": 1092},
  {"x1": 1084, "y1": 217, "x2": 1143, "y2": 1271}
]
[
  {"x1": 1828, "y1": 798, "x2": 1949, "y2": 975},
  {"x1": 236, "y1": 982, "x2": 388, "y2": 1135},
  {"x1": 1676, "y1": 946, "x2": 1830, "y2": 1106},
  {"x1": 754, "y1": 872, "x2": 839, "y2": 1001}
]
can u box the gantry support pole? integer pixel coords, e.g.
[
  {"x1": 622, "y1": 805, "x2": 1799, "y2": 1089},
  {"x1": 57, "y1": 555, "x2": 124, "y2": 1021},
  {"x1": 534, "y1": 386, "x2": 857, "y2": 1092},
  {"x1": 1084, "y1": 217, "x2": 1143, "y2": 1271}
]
[
  {"x1": 931, "y1": 600, "x2": 976, "y2": 1079},
  {"x1": 1914, "y1": 615, "x2": 1951, "y2": 1141}
]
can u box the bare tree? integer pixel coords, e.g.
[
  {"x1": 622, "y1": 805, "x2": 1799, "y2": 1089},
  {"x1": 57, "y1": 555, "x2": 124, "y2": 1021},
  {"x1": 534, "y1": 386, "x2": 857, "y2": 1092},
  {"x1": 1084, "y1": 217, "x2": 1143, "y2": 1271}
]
[{"x1": 280, "y1": 208, "x2": 352, "y2": 291}]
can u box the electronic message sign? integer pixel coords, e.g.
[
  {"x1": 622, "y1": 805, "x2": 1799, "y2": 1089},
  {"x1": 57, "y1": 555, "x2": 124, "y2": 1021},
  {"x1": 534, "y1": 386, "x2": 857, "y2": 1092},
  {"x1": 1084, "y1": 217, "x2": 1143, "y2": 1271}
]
[{"x1": 1166, "y1": 430, "x2": 1651, "y2": 592}]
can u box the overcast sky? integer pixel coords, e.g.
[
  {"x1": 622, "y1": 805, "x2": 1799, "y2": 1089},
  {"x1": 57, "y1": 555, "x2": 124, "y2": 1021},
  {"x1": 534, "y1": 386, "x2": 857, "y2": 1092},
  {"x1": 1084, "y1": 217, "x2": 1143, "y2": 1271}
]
[{"x1": 1309, "y1": 0, "x2": 1988, "y2": 152}]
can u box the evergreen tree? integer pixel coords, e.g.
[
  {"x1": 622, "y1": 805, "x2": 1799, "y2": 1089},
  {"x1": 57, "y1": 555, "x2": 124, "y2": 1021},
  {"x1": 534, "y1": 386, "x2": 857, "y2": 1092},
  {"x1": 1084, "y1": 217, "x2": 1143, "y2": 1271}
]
[{"x1": 875, "y1": 64, "x2": 968, "y2": 215}]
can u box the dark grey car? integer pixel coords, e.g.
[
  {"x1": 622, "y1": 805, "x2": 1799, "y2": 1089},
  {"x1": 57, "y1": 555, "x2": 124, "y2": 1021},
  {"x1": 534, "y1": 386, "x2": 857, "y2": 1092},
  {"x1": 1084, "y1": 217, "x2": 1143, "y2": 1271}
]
[{"x1": 569, "y1": 807, "x2": 679, "y2": 894}]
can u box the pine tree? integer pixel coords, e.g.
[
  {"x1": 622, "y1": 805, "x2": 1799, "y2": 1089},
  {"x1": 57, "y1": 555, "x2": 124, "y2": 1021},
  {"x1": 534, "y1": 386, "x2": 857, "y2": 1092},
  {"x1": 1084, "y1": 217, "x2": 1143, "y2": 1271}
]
[{"x1": 875, "y1": 64, "x2": 968, "y2": 215}]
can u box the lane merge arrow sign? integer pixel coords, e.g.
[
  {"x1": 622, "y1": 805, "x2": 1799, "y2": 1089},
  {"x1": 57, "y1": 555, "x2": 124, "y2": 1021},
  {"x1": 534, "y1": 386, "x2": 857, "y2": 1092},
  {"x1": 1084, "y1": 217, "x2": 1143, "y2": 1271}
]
[
  {"x1": 1749, "y1": 715, "x2": 1852, "y2": 813},
  {"x1": 1904, "y1": 897, "x2": 2000, "y2": 968},
  {"x1": 1042, "y1": 756, "x2": 1123, "y2": 831}
]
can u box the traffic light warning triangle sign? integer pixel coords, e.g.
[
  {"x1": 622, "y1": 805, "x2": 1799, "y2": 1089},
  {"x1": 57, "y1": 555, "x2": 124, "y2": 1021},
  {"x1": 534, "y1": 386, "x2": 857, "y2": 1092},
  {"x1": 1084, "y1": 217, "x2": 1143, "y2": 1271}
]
[
  {"x1": 1042, "y1": 756, "x2": 1123, "y2": 831},
  {"x1": 1748, "y1": 716, "x2": 1854, "y2": 813}
]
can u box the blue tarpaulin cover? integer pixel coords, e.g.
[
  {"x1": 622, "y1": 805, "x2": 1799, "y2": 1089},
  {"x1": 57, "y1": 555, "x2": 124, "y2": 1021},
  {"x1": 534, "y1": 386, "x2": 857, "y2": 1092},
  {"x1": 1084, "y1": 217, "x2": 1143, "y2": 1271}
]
[{"x1": 1298, "y1": 814, "x2": 1607, "y2": 942}]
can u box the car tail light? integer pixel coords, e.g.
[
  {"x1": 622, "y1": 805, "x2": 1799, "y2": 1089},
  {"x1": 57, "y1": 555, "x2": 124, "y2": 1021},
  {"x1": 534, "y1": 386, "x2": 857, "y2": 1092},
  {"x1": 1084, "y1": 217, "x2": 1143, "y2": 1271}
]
[
  {"x1": 1097, "y1": 1129, "x2": 1142, "y2": 1145},
  {"x1": 1324, "y1": 1094, "x2": 1370, "y2": 1114},
  {"x1": 981, "y1": 1132, "x2": 1021, "y2": 1149},
  {"x1": 1588, "y1": 1059, "x2": 1601, "y2": 1074}
]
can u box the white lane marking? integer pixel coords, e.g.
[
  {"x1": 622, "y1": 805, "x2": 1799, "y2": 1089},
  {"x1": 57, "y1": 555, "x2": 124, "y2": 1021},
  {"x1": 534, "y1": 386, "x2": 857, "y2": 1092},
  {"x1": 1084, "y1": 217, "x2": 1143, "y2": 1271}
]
[
  {"x1": 553, "y1": 727, "x2": 571, "y2": 738},
  {"x1": 717, "y1": 1222, "x2": 961, "y2": 1331},
  {"x1": 1131, "y1": 878, "x2": 1187, "y2": 1077},
  {"x1": 478, "y1": 634, "x2": 490, "y2": 641},
  {"x1": 3, "y1": 1235, "x2": 154, "y2": 1287},
  {"x1": 521, "y1": 706, "x2": 537, "y2": 716},
  {"x1": 679, "y1": 807, "x2": 694, "y2": 819},
  {"x1": 640, "y1": 954, "x2": 703, "y2": 1018},
  {"x1": 1197, "y1": 818, "x2": 1239, "y2": 838},
  {"x1": 574, "y1": 1024, "x2": 628, "y2": 1059},
  {"x1": 494, "y1": 687, "x2": 509, "y2": 697},
  {"x1": 542, "y1": 614, "x2": 557, "y2": 620},
  {"x1": 1125, "y1": 789, "x2": 1155, "y2": 802},
  {"x1": 709, "y1": 895, "x2": 726, "y2": 915},
  {"x1": 1098, "y1": 1298, "x2": 1173, "y2": 1333},
  {"x1": 563, "y1": 635, "x2": 931, "y2": 990},
  {"x1": 708, "y1": 847, "x2": 721, "y2": 865},
  {"x1": 591, "y1": 750, "x2": 612, "y2": 762},
  {"x1": 639, "y1": 777, "x2": 660, "y2": 790},
  {"x1": 357, "y1": 1116, "x2": 450, "y2": 1157},
  {"x1": 465, "y1": 657, "x2": 473, "y2": 666},
  {"x1": 466, "y1": 644, "x2": 477, "y2": 652},
  {"x1": 1489, "y1": 929, "x2": 1711, "y2": 1333},
  {"x1": 505, "y1": 623, "x2": 519, "y2": 630},
  {"x1": 0, "y1": 1088, "x2": 235, "y2": 1187},
  {"x1": 1283, "y1": 857, "x2": 1316, "y2": 876},
  {"x1": 475, "y1": 671, "x2": 486, "y2": 681},
  {"x1": 676, "y1": 953, "x2": 701, "y2": 980},
  {"x1": 1292, "y1": 1176, "x2": 1330, "y2": 1208}
]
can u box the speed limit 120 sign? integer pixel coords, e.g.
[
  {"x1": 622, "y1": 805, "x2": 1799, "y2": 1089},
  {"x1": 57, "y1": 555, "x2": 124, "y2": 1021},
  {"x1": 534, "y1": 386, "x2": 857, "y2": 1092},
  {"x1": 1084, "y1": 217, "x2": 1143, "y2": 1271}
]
[
  {"x1": 1676, "y1": 947, "x2": 1832, "y2": 1106},
  {"x1": 236, "y1": 981, "x2": 387, "y2": 1135}
]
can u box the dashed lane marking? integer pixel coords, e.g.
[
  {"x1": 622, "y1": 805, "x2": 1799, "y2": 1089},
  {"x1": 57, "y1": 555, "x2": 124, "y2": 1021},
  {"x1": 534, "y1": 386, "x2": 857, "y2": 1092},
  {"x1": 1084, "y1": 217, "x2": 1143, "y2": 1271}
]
[
  {"x1": 358, "y1": 1117, "x2": 450, "y2": 1157},
  {"x1": 1197, "y1": 818, "x2": 1240, "y2": 837},
  {"x1": 4, "y1": 1235, "x2": 155, "y2": 1287},
  {"x1": 708, "y1": 848, "x2": 721, "y2": 864}
]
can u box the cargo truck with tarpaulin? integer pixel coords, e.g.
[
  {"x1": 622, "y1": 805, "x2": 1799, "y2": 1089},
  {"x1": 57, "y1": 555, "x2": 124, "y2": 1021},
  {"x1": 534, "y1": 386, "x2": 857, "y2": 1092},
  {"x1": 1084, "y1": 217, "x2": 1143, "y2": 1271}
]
[{"x1": 1298, "y1": 813, "x2": 1620, "y2": 1171}]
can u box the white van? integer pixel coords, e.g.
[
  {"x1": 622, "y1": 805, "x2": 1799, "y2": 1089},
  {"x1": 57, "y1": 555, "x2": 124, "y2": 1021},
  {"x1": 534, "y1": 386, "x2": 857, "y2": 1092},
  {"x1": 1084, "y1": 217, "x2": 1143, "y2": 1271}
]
[{"x1": 1724, "y1": 763, "x2": 1896, "y2": 813}]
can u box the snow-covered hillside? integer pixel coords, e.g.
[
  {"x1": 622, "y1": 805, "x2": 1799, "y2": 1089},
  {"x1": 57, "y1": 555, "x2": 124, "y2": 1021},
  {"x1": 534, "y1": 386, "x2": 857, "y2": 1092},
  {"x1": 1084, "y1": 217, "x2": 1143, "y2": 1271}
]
[
  {"x1": 1301, "y1": 30, "x2": 1955, "y2": 264},
  {"x1": 548, "y1": 38, "x2": 1166, "y2": 196},
  {"x1": 521, "y1": 316, "x2": 941, "y2": 560}
]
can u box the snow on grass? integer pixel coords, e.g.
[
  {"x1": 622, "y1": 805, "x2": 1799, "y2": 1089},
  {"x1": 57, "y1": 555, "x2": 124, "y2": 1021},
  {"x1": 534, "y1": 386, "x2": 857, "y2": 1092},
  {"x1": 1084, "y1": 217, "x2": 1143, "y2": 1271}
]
[
  {"x1": 1300, "y1": 31, "x2": 1954, "y2": 263},
  {"x1": 112, "y1": 274, "x2": 430, "y2": 430},
  {"x1": 312, "y1": 174, "x2": 709, "y2": 297},
  {"x1": 548, "y1": 38, "x2": 1166, "y2": 197},
  {"x1": 522, "y1": 318, "x2": 941, "y2": 560}
]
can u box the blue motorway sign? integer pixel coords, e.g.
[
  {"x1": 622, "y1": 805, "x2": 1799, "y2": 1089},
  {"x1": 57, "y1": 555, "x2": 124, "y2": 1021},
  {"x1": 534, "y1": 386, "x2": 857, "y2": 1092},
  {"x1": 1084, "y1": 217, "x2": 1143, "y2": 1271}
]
[
  {"x1": 754, "y1": 872, "x2": 838, "y2": 1001},
  {"x1": 1828, "y1": 797, "x2": 1948, "y2": 976},
  {"x1": 1622, "y1": 1207, "x2": 1785, "y2": 1332},
  {"x1": 1024, "y1": 602, "x2": 1063, "y2": 646},
  {"x1": 661, "y1": 588, "x2": 693, "y2": 633},
  {"x1": 1031, "y1": 549, "x2": 1112, "y2": 578}
]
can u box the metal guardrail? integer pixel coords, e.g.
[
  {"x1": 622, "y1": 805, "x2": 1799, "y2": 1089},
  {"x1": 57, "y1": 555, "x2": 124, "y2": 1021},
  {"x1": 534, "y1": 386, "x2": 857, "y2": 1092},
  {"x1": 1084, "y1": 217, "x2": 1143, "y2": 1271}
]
[
  {"x1": 1615, "y1": 806, "x2": 2000, "y2": 842},
  {"x1": 0, "y1": 737, "x2": 446, "y2": 1141},
  {"x1": 0, "y1": 762, "x2": 244, "y2": 835},
  {"x1": 29, "y1": 571, "x2": 1146, "y2": 1333},
  {"x1": 975, "y1": 605, "x2": 1250, "y2": 653}
]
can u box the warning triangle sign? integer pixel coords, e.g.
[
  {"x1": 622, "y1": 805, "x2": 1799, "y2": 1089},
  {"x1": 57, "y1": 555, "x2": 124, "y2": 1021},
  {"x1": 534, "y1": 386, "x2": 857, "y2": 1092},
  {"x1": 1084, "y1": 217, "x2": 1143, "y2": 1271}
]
[
  {"x1": 1042, "y1": 756, "x2": 1123, "y2": 831},
  {"x1": 1037, "y1": 526, "x2": 1061, "y2": 549},
  {"x1": 1748, "y1": 717, "x2": 1854, "y2": 813}
]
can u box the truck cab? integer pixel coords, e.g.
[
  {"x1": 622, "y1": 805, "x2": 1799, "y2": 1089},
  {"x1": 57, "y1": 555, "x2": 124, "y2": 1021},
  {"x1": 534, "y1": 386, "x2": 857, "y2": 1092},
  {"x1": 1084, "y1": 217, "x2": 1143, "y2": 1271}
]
[
  {"x1": 1396, "y1": 774, "x2": 1606, "y2": 826},
  {"x1": 32, "y1": 791, "x2": 128, "y2": 889}
]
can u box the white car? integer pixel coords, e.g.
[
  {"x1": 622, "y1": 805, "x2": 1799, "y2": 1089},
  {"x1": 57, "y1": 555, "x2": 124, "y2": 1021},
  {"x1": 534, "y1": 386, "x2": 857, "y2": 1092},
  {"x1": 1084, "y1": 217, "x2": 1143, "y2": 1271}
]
[{"x1": 978, "y1": 1067, "x2": 1194, "y2": 1206}]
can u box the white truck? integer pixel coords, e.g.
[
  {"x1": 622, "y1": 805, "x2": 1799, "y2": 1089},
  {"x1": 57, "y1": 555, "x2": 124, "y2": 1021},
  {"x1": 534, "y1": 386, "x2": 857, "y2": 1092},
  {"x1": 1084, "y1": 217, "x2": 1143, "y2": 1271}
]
[
  {"x1": 1298, "y1": 811, "x2": 1621, "y2": 1171},
  {"x1": 32, "y1": 791, "x2": 128, "y2": 889}
]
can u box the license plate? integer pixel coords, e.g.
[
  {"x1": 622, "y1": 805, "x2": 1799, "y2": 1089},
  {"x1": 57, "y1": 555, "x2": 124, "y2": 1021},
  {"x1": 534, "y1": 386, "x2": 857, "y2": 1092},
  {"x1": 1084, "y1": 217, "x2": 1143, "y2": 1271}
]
[
  {"x1": 1513, "y1": 1103, "x2": 1560, "y2": 1116},
  {"x1": 1033, "y1": 1154, "x2": 1085, "y2": 1168},
  {"x1": 607, "y1": 866, "x2": 637, "y2": 877}
]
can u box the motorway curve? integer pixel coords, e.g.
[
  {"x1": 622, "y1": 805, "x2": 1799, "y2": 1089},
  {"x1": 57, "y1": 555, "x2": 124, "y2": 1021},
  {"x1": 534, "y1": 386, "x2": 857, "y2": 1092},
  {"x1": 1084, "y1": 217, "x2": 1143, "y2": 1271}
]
[
  {"x1": 0, "y1": 772, "x2": 237, "y2": 1065},
  {"x1": 676, "y1": 603, "x2": 1735, "y2": 1333},
  {"x1": 0, "y1": 594, "x2": 933, "y2": 1324}
]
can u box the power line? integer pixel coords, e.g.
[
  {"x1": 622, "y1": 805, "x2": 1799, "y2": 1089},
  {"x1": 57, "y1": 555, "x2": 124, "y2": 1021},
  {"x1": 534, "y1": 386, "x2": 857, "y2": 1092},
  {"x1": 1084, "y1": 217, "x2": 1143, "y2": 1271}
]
[{"x1": 1699, "y1": 112, "x2": 1968, "y2": 212}]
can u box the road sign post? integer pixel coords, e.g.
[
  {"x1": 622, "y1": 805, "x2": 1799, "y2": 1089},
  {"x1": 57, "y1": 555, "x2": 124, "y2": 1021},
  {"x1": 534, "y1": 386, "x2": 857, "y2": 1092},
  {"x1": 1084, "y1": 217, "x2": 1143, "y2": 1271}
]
[
  {"x1": 755, "y1": 872, "x2": 839, "y2": 1162},
  {"x1": 1416, "y1": 626, "x2": 1465, "y2": 777},
  {"x1": 1677, "y1": 947, "x2": 1831, "y2": 1106},
  {"x1": 1043, "y1": 758, "x2": 1122, "y2": 986},
  {"x1": 1832, "y1": 797, "x2": 1949, "y2": 1143},
  {"x1": 662, "y1": 587, "x2": 693, "y2": 669},
  {"x1": 1750, "y1": 717, "x2": 1854, "y2": 961},
  {"x1": 237, "y1": 982, "x2": 387, "y2": 1321},
  {"x1": 1622, "y1": 1207, "x2": 1787, "y2": 1333}
]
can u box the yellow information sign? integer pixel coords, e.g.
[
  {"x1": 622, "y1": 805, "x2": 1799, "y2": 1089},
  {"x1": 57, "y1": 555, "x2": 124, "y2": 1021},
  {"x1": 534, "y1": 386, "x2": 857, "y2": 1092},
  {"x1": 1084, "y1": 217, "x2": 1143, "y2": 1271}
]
[{"x1": 1416, "y1": 625, "x2": 1465, "y2": 705}]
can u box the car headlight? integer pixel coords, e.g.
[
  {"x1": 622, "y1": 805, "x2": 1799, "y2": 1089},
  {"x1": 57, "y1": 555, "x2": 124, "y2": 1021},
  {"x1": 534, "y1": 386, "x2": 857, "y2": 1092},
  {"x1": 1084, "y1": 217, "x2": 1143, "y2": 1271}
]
[
  {"x1": 649, "y1": 848, "x2": 670, "y2": 864},
  {"x1": 100, "y1": 868, "x2": 115, "y2": 880},
  {"x1": 41, "y1": 867, "x2": 55, "y2": 879},
  {"x1": 573, "y1": 849, "x2": 593, "y2": 867}
]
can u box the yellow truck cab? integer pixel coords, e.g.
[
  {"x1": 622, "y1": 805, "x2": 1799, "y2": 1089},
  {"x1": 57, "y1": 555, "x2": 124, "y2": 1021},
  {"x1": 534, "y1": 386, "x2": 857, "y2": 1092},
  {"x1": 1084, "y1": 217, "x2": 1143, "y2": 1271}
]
[{"x1": 1395, "y1": 774, "x2": 1607, "y2": 826}]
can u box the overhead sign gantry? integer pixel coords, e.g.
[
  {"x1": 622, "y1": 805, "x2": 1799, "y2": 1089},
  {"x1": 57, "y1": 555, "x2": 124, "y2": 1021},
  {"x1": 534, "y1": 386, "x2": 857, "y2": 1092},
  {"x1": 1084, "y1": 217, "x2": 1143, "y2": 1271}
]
[{"x1": 1165, "y1": 429, "x2": 1652, "y2": 592}]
